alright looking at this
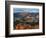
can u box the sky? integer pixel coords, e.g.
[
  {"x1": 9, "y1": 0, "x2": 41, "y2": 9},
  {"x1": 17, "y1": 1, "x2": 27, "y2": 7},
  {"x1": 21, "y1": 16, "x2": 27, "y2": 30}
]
[{"x1": 13, "y1": 8, "x2": 39, "y2": 13}]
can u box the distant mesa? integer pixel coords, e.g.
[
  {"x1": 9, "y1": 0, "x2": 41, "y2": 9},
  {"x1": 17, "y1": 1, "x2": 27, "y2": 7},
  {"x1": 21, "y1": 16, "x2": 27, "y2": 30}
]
[
  {"x1": 18, "y1": 12, "x2": 29, "y2": 17},
  {"x1": 14, "y1": 12, "x2": 39, "y2": 18}
]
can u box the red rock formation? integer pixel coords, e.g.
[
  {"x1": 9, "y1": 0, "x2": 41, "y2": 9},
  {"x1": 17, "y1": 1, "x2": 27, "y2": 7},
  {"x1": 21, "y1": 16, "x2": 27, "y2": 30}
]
[{"x1": 16, "y1": 24, "x2": 32, "y2": 30}]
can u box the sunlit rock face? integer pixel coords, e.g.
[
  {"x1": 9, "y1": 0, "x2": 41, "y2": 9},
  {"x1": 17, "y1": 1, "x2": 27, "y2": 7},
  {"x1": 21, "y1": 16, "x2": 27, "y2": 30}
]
[
  {"x1": 15, "y1": 23, "x2": 39, "y2": 30},
  {"x1": 16, "y1": 24, "x2": 32, "y2": 30}
]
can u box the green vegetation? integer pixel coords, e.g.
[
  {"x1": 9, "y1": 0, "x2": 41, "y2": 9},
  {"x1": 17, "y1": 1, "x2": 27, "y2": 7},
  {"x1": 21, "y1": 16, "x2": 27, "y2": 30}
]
[{"x1": 14, "y1": 17, "x2": 39, "y2": 26}]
